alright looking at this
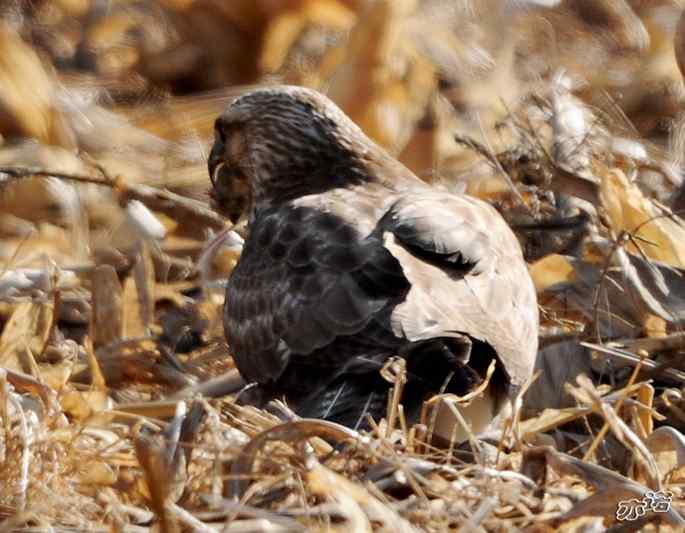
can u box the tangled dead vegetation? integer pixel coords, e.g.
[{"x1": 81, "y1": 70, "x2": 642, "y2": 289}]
[{"x1": 1, "y1": 0, "x2": 685, "y2": 531}]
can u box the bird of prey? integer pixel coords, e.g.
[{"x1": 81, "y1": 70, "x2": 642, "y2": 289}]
[{"x1": 208, "y1": 85, "x2": 538, "y2": 441}]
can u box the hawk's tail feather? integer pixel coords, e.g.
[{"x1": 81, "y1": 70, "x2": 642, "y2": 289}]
[
  {"x1": 235, "y1": 338, "x2": 504, "y2": 431},
  {"x1": 234, "y1": 373, "x2": 391, "y2": 429},
  {"x1": 292, "y1": 346, "x2": 488, "y2": 430},
  {"x1": 295, "y1": 373, "x2": 390, "y2": 429}
]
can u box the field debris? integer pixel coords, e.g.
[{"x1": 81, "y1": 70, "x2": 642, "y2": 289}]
[{"x1": 1, "y1": 1, "x2": 685, "y2": 531}]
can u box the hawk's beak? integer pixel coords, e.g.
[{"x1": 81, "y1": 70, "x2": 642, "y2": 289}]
[
  {"x1": 208, "y1": 140, "x2": 250, "y2": 224},
  {"x1": 208, "y1": 143, "x2": 224, "y2": 188}
]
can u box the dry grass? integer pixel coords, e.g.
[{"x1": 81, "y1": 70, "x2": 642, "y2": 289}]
[{"x1": 1, "y1": 0, "x2": 685, "y2": 531}]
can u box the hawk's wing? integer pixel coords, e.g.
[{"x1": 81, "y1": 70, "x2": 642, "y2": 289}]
[
  {"x1": 224, "y1": 204, "x2": 409, "y2": 385},
  {"x1": 381, "y1": 191, "x2": 539, "y2": 387}
]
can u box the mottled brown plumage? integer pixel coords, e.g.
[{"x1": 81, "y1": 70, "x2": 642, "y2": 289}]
[{"x1": 209, "y1": 85, "x2": 538, "y2": 438}]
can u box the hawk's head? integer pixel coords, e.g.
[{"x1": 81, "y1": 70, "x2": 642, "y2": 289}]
[{"x1": 209, "y1": 86, "x2": 372, "y2": 222}]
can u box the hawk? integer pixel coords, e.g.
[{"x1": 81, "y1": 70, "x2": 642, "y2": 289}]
[{"x1": 209, "y1": 85, "x2": 538, "y2": 441}]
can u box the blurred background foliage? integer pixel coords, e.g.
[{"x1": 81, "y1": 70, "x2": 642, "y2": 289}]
[{"x1": 2, "y1": 1, "x2": 685, "y2": 530}]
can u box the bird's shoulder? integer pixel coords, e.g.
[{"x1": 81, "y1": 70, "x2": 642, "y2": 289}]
[
  {"x1": 292, "y1": 182, "x2": 401, "y2": 236},
  {"x1": 382, "y1": 189, "x2": 522, "y2": 257},
  {"x1": 294, "y1": 184, "x2": 516, "y2": 246}
]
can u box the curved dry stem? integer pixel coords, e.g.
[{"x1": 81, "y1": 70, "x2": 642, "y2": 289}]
[{"x1": 228, "y1": 419, "x2": 364, "y2": 501}]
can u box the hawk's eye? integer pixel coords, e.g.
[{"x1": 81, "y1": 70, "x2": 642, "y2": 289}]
[{"x1": 210, "y1": 165, "x2": 251, "y2": 224}]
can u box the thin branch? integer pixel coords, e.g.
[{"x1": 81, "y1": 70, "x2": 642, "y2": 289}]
[{"x1": 0, "y1": 166, "x2": 227, "y2": 230}]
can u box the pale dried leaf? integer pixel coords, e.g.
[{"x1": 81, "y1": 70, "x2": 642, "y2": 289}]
[
  {"x1": 0, "y1": 301, "x2": 53, "y2": 373},
  {"x1": 90, "y1": 265, "x2": 124, "y2": 348}
]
